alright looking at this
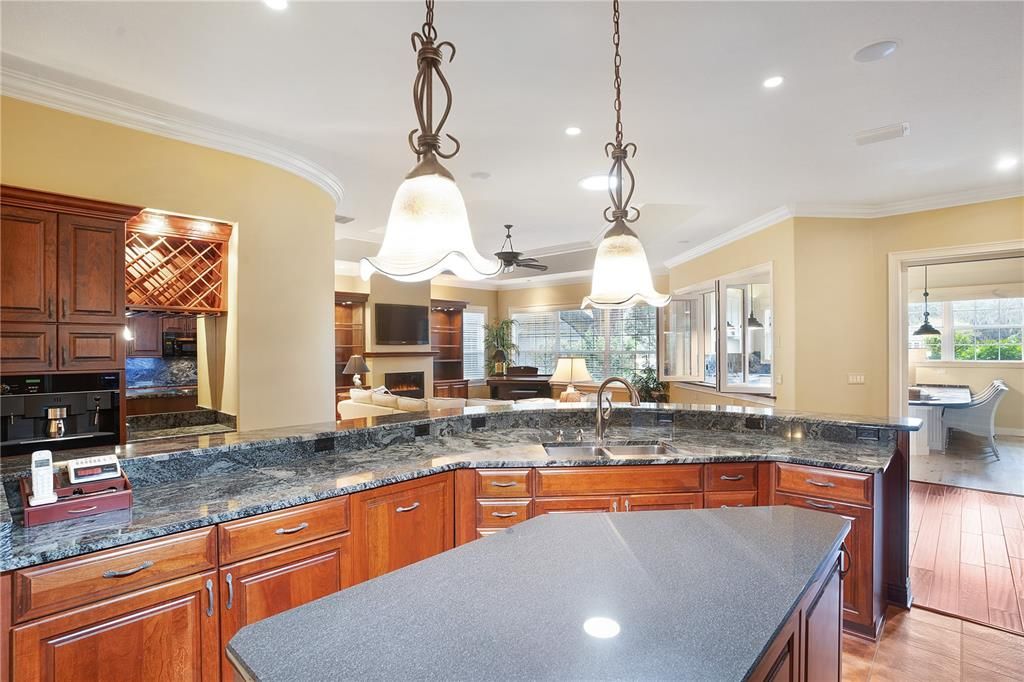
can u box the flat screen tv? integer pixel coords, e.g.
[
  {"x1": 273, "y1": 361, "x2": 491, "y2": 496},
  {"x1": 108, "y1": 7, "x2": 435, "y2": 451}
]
[{"x1": 375, "y1": 304, "x2": 430, "y2": 345}]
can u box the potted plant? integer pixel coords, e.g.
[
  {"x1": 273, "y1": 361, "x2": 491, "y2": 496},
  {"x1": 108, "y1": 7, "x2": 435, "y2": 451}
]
[
  {"x1": 631, "y1": 366, "x2": 668, "y2": 403},
  {"x1": 484, "y1": 319, "x2": 519, "y2": 376}
]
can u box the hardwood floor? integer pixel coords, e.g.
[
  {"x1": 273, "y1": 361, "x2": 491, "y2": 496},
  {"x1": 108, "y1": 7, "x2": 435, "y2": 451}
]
[
  {"x1": 842, "y1": 605, "x2": 1024, "y2": 681},
  {"x1": 909, "y1": 481, "x2": 1024, "y2": 635}
]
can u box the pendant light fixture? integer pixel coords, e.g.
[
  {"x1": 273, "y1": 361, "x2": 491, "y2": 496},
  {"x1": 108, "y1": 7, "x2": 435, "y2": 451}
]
[
  {"x1": 582, "y1": 0, "x2": 670, "y2": 310},
  {"x1": 746, "y1": 285, "x2": 764, "y2": 329},
  {"x1": 913, "y1": 266, "x2": 940, "y2": 336},
  {"x1": 360, "y1": 0, "x2": 499, "y2": 282}
]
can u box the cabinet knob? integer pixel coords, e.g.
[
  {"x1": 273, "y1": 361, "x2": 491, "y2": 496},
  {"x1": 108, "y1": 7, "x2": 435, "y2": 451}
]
[{"x1": 396, "y1": 502, "x2": 421, "y2": 513}]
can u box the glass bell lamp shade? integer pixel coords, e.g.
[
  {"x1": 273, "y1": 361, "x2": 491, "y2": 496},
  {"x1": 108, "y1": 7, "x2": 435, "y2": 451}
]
[
  {"x1": 360, "y1": 158, "x2": 499, "y2": 282},
  {"x1": 582, "y1": 223, "x2": 670, "y2": 309}
]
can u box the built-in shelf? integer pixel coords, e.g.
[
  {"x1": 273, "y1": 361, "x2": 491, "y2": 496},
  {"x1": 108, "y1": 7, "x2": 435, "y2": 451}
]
[{"x1": 363, "y1": 351, "x2": 440, "y2": 358}]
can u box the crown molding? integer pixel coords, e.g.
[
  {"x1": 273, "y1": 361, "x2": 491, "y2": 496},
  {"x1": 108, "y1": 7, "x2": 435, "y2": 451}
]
[
  {"x1": 431, "y1": 274, "x2": 501, "y2": 291},
  {"x1": 663, "y1": 206, "x2": 794, "y2": 269},
  {"x1": 1, "y1": 56, "x2": 345, "y2": 208},
  {"x1": 793, "y1": 183, "x2": 1022, "y2": 219}
]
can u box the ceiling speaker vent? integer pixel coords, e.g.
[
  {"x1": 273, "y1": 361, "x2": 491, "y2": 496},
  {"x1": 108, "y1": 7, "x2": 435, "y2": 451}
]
[{"x1": 855, "y1": 122, "x2": 910, "y2": 146}]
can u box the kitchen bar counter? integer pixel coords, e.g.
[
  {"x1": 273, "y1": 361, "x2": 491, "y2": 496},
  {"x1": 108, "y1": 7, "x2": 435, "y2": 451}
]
[
  {"x1": 227, "y1": 507, "x2": 849, "y2": 681},
  {"x1": 125, "y1": 385, "x2": 198, "y2": 400},
  {"x1": 0, "y1": 403, "x2": 917, "y2": 572}
]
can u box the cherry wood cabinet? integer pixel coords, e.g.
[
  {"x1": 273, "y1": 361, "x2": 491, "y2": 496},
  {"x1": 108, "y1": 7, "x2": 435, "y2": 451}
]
[
  {"x1": 11, "y1": 571, "x2": 220, "y2": 682},
  {"x1": 350, "y1": 473, "x2": 454, "y2": 583},
  {"x1": 56, "y1": 324, "x2": 124, "y2": 371},
  {"x1": 1, "y1": 206, "x2": 57, "y2": 323},
  {"x1": 622, "y1": 492, "x2": 703, "y2": 512},
  {"x1": 533, "y1": 495, "x2": 617, "y2": 515},
  {"x1": 127, "y1": 313, "x2": 162, "y2": 357},
  {"x1": 57, "y1": 214, "x2": 126, "y2": 325},
  {"x1": 218, "y1": 535, "x2": 351, "y2": 681},
  {"x1": 0, "y1": 323, "x2": 56, "y2": 373},
  {"x1": 161, "y1": 315, "x2": 197, "y2": 335},
  {"x1": 218, "y1": 497, "x2": 349, "y2": 565}
]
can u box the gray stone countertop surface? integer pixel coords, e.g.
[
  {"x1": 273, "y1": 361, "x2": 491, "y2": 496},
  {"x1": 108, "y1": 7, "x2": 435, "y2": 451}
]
[{"x1": 227, "y1": 506, "x2": 850, "y2": 682}]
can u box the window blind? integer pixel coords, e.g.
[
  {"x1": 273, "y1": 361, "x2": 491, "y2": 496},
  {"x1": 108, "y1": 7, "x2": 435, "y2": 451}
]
[{"x1": 463, "y1": 309, "x2": 487, "y2": 380}]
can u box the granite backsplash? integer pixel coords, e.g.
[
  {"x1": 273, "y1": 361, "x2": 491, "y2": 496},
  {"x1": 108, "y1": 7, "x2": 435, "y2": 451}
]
[{"x1": 126, "y1": 357, "x2": 198, "y2": 388}]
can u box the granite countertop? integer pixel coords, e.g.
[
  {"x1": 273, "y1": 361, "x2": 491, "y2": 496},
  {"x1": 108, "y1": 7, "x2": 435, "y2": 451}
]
[
  {"x1": 125, "y1": 386, "x2": 198, "y2": 400},
  {"x1": 227, "y1": 507, "x2": 850, "y2": 681}
]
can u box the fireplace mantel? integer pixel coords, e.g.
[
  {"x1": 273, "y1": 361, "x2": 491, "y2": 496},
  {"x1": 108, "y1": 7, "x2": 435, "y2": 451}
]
[{"x1": 364, "y1": 351, "x2": 439, "y2": 358}]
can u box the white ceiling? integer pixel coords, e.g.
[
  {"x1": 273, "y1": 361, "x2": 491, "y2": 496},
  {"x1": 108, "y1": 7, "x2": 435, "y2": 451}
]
[{"x1": 2, "y1": 1, "x2": 1022, "y2": 279}]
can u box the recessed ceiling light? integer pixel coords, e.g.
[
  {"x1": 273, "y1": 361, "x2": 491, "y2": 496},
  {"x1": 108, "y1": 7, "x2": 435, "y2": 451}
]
[
  {"x1": 853, "y1": 40, "x2": 900, "y2": 63},
  {"x1": 565, "y1": 126, "x2": 582, "y2": 136},
  {"x1": 762, "y1": 75, "x2": 784, "y2": 89},
  {"x1": 579, "y1": 175, "x2": 617, "y2": 191},
  {"x1": 583, "y1": 617, "x2": 621, "y2": 639},
  {"x1": 263, "y1": 0, "x2": 288, "y2": 10},
  {"x1": 996, "y1": 156, "x2": 1020, "y2": 171}
]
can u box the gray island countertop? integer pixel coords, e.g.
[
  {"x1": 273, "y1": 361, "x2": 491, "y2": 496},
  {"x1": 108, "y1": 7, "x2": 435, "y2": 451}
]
[{"x1": 227, "y1": 506, "x2": 850, "y2": 681}]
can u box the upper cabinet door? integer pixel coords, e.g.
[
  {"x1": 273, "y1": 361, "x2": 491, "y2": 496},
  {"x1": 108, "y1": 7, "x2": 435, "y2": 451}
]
[
  {"x1": 1, "y1": 207, "x2": 57, "y2": 322},
  {"x1": 128, "y1": 314, "x2": 162, "y2": 357},
  {"x1": 58, "y1": 214, "x2": 126, "y2": 324}
]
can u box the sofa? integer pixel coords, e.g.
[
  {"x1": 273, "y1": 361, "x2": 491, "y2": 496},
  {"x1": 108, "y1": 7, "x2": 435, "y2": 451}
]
[{"x1": 337, "y1": 388, "x2": 557, "y2": 420}]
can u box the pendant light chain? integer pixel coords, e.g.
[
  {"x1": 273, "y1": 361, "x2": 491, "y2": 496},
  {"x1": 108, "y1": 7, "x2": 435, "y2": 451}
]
[
  {"x1": 604, "y1": 0, "x2": 639, "y2": 230},
  {"x1": 408, "y1": 0, "x2": 460, "y2": 161}
]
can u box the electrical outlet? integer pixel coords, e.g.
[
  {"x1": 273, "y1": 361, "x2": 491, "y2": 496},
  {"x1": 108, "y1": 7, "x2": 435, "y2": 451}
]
[
  {"x1": 776, "y1": 373, "x2": 783, "y2": 385},
  {"x1": 848, "y1": 373, "x2": 865, "y2": 385}
]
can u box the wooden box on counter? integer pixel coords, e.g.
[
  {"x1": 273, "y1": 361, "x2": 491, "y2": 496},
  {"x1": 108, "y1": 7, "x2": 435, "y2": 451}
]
[{"x1": 19, "y1": 472, "x2": 132, "y2": 527}]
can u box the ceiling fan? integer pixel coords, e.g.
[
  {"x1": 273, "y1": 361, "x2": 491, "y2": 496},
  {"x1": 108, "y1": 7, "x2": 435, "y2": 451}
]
[{"x1": 494, "y1": 224, "x2": 548, "y2": 273}]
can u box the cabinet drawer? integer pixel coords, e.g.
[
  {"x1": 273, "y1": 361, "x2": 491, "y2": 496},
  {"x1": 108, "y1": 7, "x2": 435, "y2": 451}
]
[
  {"x1": 705, "y1": 490, "x2": 758, "y2": 509},
  {"x1": 774, "y1": 464, "x2": 873, "y2": 506},
  {"x1": 12, "y1": 527, "x2": 216, "y2": 623},
  {"x1": 535, "y1": 465, "x2": 702, "y2": 497},
  {"x1": 476, "y1": 499, "x2": 531, "y2": 528},
  {"x1": 704, "y1": 462, "x2": 758, "y2": 491},
  {"x1": 219, "y1": 497, "x2": 350, "y2": 564},
  {"x1": 476, "y1": 469, "x2": 531, "y2": 497}
]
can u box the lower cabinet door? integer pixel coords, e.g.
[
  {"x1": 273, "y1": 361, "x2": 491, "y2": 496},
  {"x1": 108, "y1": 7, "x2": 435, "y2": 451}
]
[
  {"x1": 804, "y1": 558, "x2": 843, "y2": 682},
  {"x1": 351, "y1": 473, "x2": 454, "y2": 583},
  {"x1": 219, "y1": 535, "x2": 350, "y2": 682},
  {"x1": 12, "y1": 570, "x2": 219, "y2": 682},
  {"x1": 533, "y1": 496, "x2": 617, "y2": 514},
  {"x1": 623, "y1": 492, "x2": 703, "y2": 512},
  {"x1": 773, "y1": 492, "x2": 873, "y2": 631}
]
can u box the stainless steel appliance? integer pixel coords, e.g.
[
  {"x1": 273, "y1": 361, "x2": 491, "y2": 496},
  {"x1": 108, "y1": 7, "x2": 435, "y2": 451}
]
[
  {"x1": 162, "y1": 332, "x2": 197, "y2": 357},
  {"x1": 1, "y1": 373, "x2": 121, "y2": 455}
]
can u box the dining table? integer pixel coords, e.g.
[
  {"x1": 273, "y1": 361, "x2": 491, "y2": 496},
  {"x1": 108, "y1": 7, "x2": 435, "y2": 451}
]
[{"x1": 908, "y1": 384, "x2": 973, "y2": 454}]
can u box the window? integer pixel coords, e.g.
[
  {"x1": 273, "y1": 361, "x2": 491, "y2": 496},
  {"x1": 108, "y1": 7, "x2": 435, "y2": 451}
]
[
  {"x1": 910, "y1": 298, "x2": 1023, "y2": 361},
  {"x1": 661, "y1": 264, "x2": 773, "y2": 394},
  {"x1": 511, "y1": 307, "x2": 657, "y2": 381},
  {"x1": 463, "y1": 308, "x2": 487, "y2": 381}
]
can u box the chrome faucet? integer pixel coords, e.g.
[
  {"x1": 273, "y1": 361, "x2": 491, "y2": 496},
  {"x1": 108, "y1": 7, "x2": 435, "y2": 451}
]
[{"x1": 595, "y1": 376, "x2": 641, "y2": 443}]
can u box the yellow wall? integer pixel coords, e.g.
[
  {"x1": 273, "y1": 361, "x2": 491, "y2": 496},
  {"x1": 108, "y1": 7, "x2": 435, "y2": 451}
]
[
  {"x1": 666, "y1": 200, "x2": 1024, "y2": 419},
  {"x1": 1, "y1": 97, "x2": 337, "y2": 430},
  {"x1": 334, "y1": 274, "x2": 371, "y2": 295},
  {"x1": 430, "y1": 284, "x2": 499, "y2": 322},
  {"x1": 667, "y1": 219, "x2": 797, "y2": 409},
  {"x1": 496, "y1": 276, "x2": 670, "y2": 319}
]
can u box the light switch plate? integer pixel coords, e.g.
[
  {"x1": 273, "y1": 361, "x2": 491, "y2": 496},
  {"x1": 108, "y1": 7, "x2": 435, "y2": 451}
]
[{"x1": 848, "y1": 373, "x2": 865, "y2": 385}]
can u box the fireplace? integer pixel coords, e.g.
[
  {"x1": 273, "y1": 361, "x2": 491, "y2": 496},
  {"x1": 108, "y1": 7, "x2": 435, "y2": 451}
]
[{"x1": 384, "y1": 372, "x2": 425, "y2": 399}]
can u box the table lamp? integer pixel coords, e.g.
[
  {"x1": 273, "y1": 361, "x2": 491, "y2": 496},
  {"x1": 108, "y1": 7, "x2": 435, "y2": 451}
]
[
  {"x1": 342, "y1": 355, "x2": 370, "y2": 387},
  {"x1": 492, "y1": 349, "x2": 507, "y2": 376},
  {"x1": 550, "y1": 357, "x2": 592, "y2": 403}
]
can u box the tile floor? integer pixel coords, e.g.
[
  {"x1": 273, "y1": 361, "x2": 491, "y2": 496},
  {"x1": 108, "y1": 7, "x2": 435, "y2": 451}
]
[
  {"x1": 911, "y1": 434, "x2": 1024, "y2": 496},
  {"x1": 842, "y1": 605, "x2": 1024, "y2": 681}
]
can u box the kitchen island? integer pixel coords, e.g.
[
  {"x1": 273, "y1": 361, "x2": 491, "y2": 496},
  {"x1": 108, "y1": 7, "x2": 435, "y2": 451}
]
[{"x1": 227, "y1": 506, "x2": 850, "y2": 681}]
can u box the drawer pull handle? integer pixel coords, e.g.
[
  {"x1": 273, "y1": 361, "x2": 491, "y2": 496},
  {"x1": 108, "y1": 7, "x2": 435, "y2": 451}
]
[
  {"x1": 490, "y1": 481, "x2": 517, "y2": 488},
  {"x1": 62, "y1": 298, "x2": 68, "y2": 319},
  {"x1": 48, "y1": 296, "x2": 54, "y2": 319},
  {"x1": 103, "y1": 560, "x2": 154, "y2": 578},
  {"x1": 48, "y1": 346, "x2": 53, "y2": 367},
  {"x1": 491, "y1": 511, "x2": 518, "y2": 518},
  {"x1": 839, "y1": 543, "x2": 851, "y2": 579},
  {"x1": 806, "y1": 500, "x2": 836, "y2": 510},
  {"x1": 721, "y1": 504, "x2": 746, "y2": 509},
  {"x1": 396, "y1": 502, "x2": 420, "y2": 513},
  {"x1": 275, "y1": 522, "x2": 309, "y2": 535},
  {"x1": 612, "y1": 500, "x2": 619, "y2": 512},
  {"x1": 61, "y1": 346, "x2": 68, "y2": 366},
  {"x1": 805, "y1": 479, "x2": 835, "y2": 488},
  {"x1": 67, "y1": 505, "x2": 98, "y2": 514},
  {"x1": 720, "y1": 474, "x2": 745, "y2": 481},
  {"x1": 205, "y1": 579, "x2": 214, "y2": 618},
  {"x1": 225, "y1": 573, "x2": 234, "y2": 610}
]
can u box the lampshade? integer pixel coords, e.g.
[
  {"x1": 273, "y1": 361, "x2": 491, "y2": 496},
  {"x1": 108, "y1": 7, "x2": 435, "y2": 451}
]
[
  {"x1": 492, "y1": 349, "x2": 507, "y2": 363},
  {"x1": 582, "y1": 226, "x2": 671, "y2": 309},
  {"x1": 913, "y1": 320, "x2": 940, "y2": 336},
  {"x1": 359, "y1": 161, "x2": 499, "y2": 282},
  {"x1": 549, "y1": 357, "x2": 593, "y2": 385},
  {"x1": 746, "y1": 312, "x2": 764, "y2": 329},
  {"x1": 342, "y1": 355, "x2": 370, "y2": 375}
]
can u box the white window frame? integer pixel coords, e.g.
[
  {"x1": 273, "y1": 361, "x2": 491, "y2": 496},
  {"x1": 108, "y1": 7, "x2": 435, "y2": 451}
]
[
  {"x1": 462, "y1": 305, "x2": 488, "y2": 385},
  {"x1": 661, "y1": 263, "x2": 774, "y2": 396},
  {"x1": 910, "y1": 298, "x2": 1024, "y2": 366}
]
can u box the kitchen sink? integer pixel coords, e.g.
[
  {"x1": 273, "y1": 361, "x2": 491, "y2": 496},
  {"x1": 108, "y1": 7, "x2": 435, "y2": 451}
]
[
  {"x1": 601, "y1": 444, "x2": 677, "y2": 457},
  {"x1": 542, "y1": 445, "x2": 607, "y2": 458},
  {"x1": 542, "y1": 442, "x2": 678, "y2": 458}
]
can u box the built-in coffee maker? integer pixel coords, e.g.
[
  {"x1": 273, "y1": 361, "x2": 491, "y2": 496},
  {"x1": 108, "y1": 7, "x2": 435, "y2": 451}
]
[{"x1": 1, "y1": 373, "x2": 121, "y2": 455}]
